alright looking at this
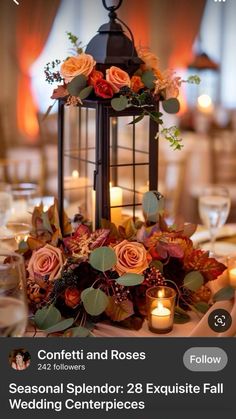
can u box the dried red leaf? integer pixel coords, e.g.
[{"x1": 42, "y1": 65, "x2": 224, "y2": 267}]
[
  {"x1": 184, "y1": 249, "x2": 226, "y2": 282},
  {"x1": 51, "y1": 85, "x2": 69, "y2": 99}
]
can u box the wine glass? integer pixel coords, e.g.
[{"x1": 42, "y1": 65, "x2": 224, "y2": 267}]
[
  {"x1": 198, "y1": 185, "x2": 231, "y2": 256},
  {"x1": 0, "y1": 251, "x2": 28, "y2": 337},
  {"x1": 0, "y1": 183, "x2": 13, "y2": 238}
]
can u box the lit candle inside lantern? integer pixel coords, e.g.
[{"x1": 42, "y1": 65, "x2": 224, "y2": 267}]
[
  {"x1": 151, "y1": 290, "x2": 172, "y2": 331},
  {"x1": 110, "y1": 184, "x2": 123, "y2": 226},
  {"x1": 229, "y1": 268, "x2": 236, "y2": 287},
  {"x1": 91, "y1": 189, "x2": 96, "y2": 229}
]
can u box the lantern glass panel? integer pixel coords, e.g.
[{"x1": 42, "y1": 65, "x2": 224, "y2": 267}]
[
  {"x1": 109, "y1": 115, "x2": 150, "y2": 223},
  {"x1": 63, "y1": 106, "x2": 96, "y2": 224}
]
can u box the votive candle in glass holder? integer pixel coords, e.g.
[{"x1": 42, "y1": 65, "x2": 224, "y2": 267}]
[
  {"x1": 146, "y1": 286, "x2": 176, "y2": 334},
  {"x1": 227, "y1": 257, "x2": 236, "y2": 287}
]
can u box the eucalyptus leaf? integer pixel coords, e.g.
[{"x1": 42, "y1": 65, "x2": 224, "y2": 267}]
[
  {"x1": 111, "y1": 96, "x2": 128, "y2": 111},
  {"x1": 64, "y1": 326, "x2": 91, "y2": 337},
  {"x1": 184, "y1": 271, "x2": 204, "y2": 292},
  {"x1": 78, "y1": 85, "x2": 93, "y2": 100},
  {"x1": 116, "y1": 273, "x2": 144, "y2": 286},
  {"x1": 81, "y1": 287, "x2": 93, "y2": 302},
  {"x1": 82, "y1": 288, "x2": 109, "y2": 316},
  {"x1": 67, "y1": 74, "x2": 87, "y2": 96},
  {"x1": 174, "y1": 306, "x2": 191, "y2": 324},
  {"x1": 194, "y1": 302, "x2": 210, "y2": 314},
  {"x1": 128, "y1": 114, "x2": 145, "y2": 125},
  {"x1": 149, "y1": 112, "x2": 163, "y2": 124},
  {"x1": 34, "y1": 305, "x2": 61, "y2": 330},
  {"x1": 162, "y1": 98, "x2": 180, "y2": 114},
  {"x1": 44, "y1": 318, "x2": 74, "y2": 334},
  {"x1": 141, "y1": 70, "x2": 156, "y2": 89},
  {"x1": 213, "y1": 286, "x2": 235, "y2": 302},
  {"x1": 89, "y1": 246, "x2": 117, "y2": 272},
  {"x1": 142, "y1": 191, "x2": 164, "y2": 223}
]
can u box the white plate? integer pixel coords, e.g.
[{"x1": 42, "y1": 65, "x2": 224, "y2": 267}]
[
  {"x1": 200, "y1": 241, "x2": 236, "y2": 257},
  {"x1": 192, "y1": 224, "x2": 236, "y2": 246}
]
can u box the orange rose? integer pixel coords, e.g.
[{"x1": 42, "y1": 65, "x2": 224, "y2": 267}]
[
  {"x1": 27, "y1": 244, "x2": 64, "y2": 281},
  {"x1": 130, "y1": 75, "x2": 144, "y2": 93},
  {"x1": 88, "y1": 69, "x2": 104, "y2": 86},
  {"x1": 65, "y1": 287, "x2": 80, "y2": 308},
  {"x1": 60, "y1": 53, "x2": 96, "y2": 83},
  {"x1": 106, "y1": 66, "x2": 130, "y2": 93},
  {"x1": 113, "y1": 240, "x2": 149, "y2": 276},
  {"x1": 137, "y1": 47, "x2": 159, "y2": 71}
]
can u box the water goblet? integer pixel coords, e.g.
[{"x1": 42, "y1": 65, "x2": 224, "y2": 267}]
[
  {"x1": 0, "y1": 251, "x2": 28, "y2": 337},
  {"x1": 198, "y1": 185, "x2": 231, "y2": 256},
  {"x1": 0, "y1": 183, "x2": 13, "y2": 238}
]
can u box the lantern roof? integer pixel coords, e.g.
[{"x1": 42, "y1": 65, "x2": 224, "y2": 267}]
[
  {"x1": 188, "y1": 52, "x2": 219, "y2": 71},
  {"x1": 85, "y1": 0, "x2": 143, "y2": 75}
]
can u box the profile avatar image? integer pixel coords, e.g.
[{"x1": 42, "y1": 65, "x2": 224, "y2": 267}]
[{"x1": 9, "y1": 349, "x2": 31, "y2": 371}]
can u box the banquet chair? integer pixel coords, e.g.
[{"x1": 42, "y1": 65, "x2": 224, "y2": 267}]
[
  {"x1": 0, "y1": 155, "x2": 44, "y2": 195},
  {"x1": 210, "y1": 131, "x2": 236, "y2": 221}
]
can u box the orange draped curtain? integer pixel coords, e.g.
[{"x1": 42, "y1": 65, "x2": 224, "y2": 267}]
[
  {"x1": 119, "y1": 0, "x2": 206, "y2": 113},
  {"x1": 16, "y1": 0, "x2": 60, "y2": 142}
]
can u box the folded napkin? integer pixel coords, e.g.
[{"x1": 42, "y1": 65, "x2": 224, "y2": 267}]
[{"x1": 189, "y1": 291, "x2": 236, "y2": 337}]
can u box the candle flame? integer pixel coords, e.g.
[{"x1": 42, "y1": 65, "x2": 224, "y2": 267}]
[
  {"x1": 158, "y1": 289, "x2": 164, "y2": 298},
  {"x1": 72, "y1": 170, "x2": 79, "y2": 178}
]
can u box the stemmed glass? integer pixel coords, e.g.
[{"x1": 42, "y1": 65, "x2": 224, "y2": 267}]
[
  {"x1": 198, "y1": 185, "x2": 231, "y2": 256},
  {"x1": 0, "y1": 251, "x2": 28, "y2": 337},
  {"x1": 0, "y1": 183, "x2": 13, "y2": 238}
]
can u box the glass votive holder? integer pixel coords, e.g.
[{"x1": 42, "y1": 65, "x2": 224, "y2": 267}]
[
  {"x1": 227, "y1": 256, "x2": 236, "y2": 288},
  {"x1": 146, "y1": 286, "x2": 176, "y2": 334}
]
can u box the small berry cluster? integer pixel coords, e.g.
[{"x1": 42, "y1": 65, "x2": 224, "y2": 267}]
[
  {"x1": 44, "y1": 60, "x2": 63, "y2": 84},
  {"x1": 144, "y1": 266, "x2": 166, "y2": 287}
]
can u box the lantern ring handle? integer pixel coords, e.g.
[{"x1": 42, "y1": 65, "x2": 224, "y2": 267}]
[{"x1": 102, "y1": 0, "x2": 123, "y2": 12}]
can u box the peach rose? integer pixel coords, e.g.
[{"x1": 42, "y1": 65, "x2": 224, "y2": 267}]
[
  {"x1": 106, "y1": 66, "x2": 130, "y2": 93},
  {"x1": 65, "y1": 287, "x2": 81, "y2": 308},
  {"x1": 27, "y1": 244, "x2": 64, "y2": 281},
  {"x1": 137, "y1": 47, "x2": 159, "y2": 71},
  {"x1": 88, "y1": 69, "x2": 104, "y2": 86},
  {"x1": 130, "y1": 75, "x2": 144, "y2": 93},
  {"x1": 113, "y1": 240, "x2": 149, "y2": 276},
  {"x1": 60, "y1": 53, "x2": 96, "y2": 83}
]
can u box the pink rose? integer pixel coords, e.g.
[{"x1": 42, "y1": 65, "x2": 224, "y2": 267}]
[
  {"x1": 27, "y1": 244, "x2": 64, "y2": 281},
  {"x1": 106, "y1": 66, "x2": 130, "y2": 93},
  {"x1": 60, "y1": 53, "x2": 96, "y2": 83},
  {"x1": 113, "y1": 240, "x2": 150, "y2": 276}
]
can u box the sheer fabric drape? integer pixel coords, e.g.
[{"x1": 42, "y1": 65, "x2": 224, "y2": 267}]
[{"x1": 16, "y1": 0, "x2": 60, "y2": 141}]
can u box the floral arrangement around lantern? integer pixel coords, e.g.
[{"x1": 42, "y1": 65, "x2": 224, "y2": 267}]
[
  {"x1": 45, "y1": 32, "x2": 200, "y2": 150},
  {"x1": 18, "y1": 195, "x2": 232, "y2": 337}
]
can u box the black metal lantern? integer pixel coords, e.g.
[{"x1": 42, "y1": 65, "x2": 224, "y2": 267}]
[{"x1": 58, "y1": 0, "x2": 159, "y2": 231}]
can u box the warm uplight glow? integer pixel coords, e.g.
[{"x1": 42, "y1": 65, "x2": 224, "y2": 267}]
[
  {"x1": 158, "y1": 290, "x2": 164, "y2": 298},
  {"x1": 72, "y1": 170, "x2": 79, "y2": 178},
  {"x1": 197, "y1": 94, "x2": 212, "y2": 109}
]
